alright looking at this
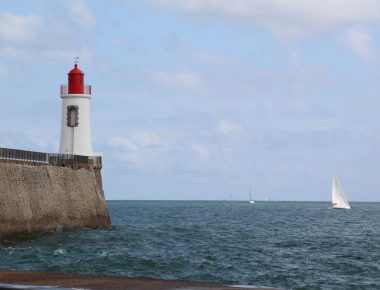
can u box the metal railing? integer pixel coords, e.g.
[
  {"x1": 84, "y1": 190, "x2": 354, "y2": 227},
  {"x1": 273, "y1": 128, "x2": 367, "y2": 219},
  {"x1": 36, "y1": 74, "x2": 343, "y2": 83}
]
[
  {"x1": 60, "y1": 84, "x2": 92, "y2": 95},
  {"x1": 0, "y1": 147, "x2": 101, "y2": 166},
  {"x1": 48, "y1": 154, "x2": 101, "y2": 166}
]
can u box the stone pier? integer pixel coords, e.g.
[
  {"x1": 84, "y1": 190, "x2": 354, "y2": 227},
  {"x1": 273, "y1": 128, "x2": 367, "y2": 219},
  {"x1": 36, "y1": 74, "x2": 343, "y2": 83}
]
[{"x1": 0, "y1": 161, "x2": 111, "y2": 238}]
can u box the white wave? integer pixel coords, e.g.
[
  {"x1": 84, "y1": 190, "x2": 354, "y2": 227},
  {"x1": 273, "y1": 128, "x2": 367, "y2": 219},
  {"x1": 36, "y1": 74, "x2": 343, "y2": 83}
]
[{"x1": 53, "y1": 248, "x2": 67, "y2": 256}]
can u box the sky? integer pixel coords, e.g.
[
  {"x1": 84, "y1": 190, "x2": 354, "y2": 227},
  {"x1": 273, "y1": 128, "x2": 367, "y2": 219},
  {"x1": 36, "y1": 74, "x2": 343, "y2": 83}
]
[{"x1": 0, "y1": 0, "x2": 380, "y2": 201}]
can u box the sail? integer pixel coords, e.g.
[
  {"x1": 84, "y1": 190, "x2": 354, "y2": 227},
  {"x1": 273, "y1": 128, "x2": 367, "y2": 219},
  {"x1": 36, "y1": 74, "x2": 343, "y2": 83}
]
[
  {"x1": 249, "y1": 185, "x2": 254, "y2": 203},
  {"x1": 332, "y1": 174, "x2": 350, "y2": 208}
]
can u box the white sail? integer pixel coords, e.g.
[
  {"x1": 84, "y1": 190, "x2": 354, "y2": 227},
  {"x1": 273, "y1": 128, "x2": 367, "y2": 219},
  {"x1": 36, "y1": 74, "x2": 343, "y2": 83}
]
[
  {"x1": 249, "y1": 186, "x2": 255, "y2": 204},
  {"x1": 332, "y1": 174, "x2": 350, "y2": 209}
]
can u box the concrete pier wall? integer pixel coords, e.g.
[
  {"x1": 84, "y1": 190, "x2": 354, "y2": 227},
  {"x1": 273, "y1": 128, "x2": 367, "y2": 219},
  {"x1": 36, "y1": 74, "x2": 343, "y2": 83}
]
[{"x1": 0, "y1": 161, "x2": 111, "y2": 238}]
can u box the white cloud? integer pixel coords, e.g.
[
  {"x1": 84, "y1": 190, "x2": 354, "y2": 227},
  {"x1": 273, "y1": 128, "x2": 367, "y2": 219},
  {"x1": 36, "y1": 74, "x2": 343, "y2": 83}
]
[
  {"x1": 41, "y1": 46, "x2": 94, "y2": 64},
  {"x1": 0, "y1": 9, "x2": 94, "y2": 66},
  {"x1": 112, "y1": 36, "x2": 125, "y2": 47},
  {"x1": 342, "y1": 26, "x2": 377, "y2": 64},
  {"x1": 192, "y1": 143, "x2": 209, "y2": 160},
  {"x1": 0, "y1": 12, "x2": 43, "y2": 46},
  {"x1": 163, "y1": 36, "x2": 227, "y2": 66},
  {"x1": 105, "y1": 66, "x2": 203, "y2": 90},
  {"x1": 155, "y1": 0, "x2": 380, "y2": 39},
  {"x1": 146, "y1": 69, "x2": 202, "y2": 89},
  {"x1": 132, "y1": 132, "x2": 166, "y2": 147},
  {"x1": 109, "y1": 136, "x2": 140, "y2": 164},
  {"x1": 64, "y1": 0, "x2": 95, "y2": 28},
  {"x1": 109, "y1": 137, "x2": 138, "y2": 152},
  {"x1": 0, "y1": 63, "x2": 8, "y2": 77},
  {"x1": 109, "y1": 132, "x2": 166, "y2": 152},
  {"x1": 217, "y1": 120, "x2": 242, "y2": 135},
  {"x1": 0, "y1": 43, "x2": 93, "y2": 65},
  {"x1": 0, "y1": 130, "x2": 58, "y2": 152},
  {"x1": 109, "y1": 132, "x2": 167, "y2": 171}
]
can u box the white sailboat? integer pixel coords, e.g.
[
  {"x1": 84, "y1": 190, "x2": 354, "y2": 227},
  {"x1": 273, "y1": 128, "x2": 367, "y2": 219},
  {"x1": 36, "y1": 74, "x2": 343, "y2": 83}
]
[
  {"x1": 249, "y1": 186, "x2": 255, "y2": 204},
  {"x1": 331, "y1": 174, "x2": 350, "y2": 209}
]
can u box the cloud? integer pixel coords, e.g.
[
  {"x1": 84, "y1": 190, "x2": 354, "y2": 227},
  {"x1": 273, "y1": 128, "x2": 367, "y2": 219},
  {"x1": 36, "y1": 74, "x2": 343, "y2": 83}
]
[
  {"x1": 342, "y1": 25, "x2": 377, "y2": 64},
  {"x1": 0, "y1": 12, "x2": 43, "y2": 46},
  {"x1": 154, "y1": 0, "x2": 380, "y2": 39},
  {"x1": 109, "y1": 132, "x2": 167, "y2": 172},
  {"x1": 192, "y1": 143, "x2": 209, "y2": 160},
  {"x1": 64, "y1": 0, "x2": 95, "y2": 28},
  {"x1": 105, "y1": 65, "x2": 202, "y2": 91},
  {"x1": 0, "y1": 63, "x2": 8, "y2": 77},
  {"x1": 0, "y1": 130, "x2": 59, "y2": 152},
  {"x1": 109, "y1": 136, "x2": 139, "y2": 164},
  {"x1": 162, "y1": 35, "x2": 227, "y2": 66},
  {"x1": 109, "y1": 137, "x2": 138, "y2": 152},
  {"x1": 0, "y1": 8, "x2": 94, "y2": 67},
  {"x1": 109, "y1": 132, "x2": 166, "y2": 152},
  {"x1": 217, "y1": 120, "x2": 242, "y2": 135},
  {"x1": 132, "y1": 132, "x2": 166, "y2": 147},
  {"x1": 41, "y1": 46, "x2": 93, "y2": 63},
  {"x1": 146, "y1": 69, "x2": 202, "y2": 89}
]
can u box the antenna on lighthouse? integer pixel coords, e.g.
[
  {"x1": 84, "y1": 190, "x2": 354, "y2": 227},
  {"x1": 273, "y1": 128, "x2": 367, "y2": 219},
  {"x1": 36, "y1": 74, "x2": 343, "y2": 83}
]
[{"x1": 74, "y1": 56, "x2": 79, "y2": 65}]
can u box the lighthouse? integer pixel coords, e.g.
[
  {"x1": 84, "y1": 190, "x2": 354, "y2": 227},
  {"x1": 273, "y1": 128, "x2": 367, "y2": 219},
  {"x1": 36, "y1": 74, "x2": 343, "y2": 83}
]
[{"x1": 59, "y1": 62, "x2": 93, "y2": 156}]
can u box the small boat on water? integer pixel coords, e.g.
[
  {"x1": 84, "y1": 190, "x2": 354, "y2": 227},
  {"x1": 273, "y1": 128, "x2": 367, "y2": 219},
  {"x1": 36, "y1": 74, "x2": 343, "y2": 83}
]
[
  {"x1": 249, "y1": 186, "x2": 255, "y2": 204},
  {"x1": 331, "y1": 174, "x2": 351, "y2": 209}
]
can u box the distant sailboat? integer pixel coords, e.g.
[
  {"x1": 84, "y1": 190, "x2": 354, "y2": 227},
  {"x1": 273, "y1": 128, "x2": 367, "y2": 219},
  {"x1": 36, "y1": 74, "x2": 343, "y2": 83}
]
[
  {"x1": 331, "y1": 174, "x2": 350, "y2": 209},
  {"x1": 249, "y1": 186, "x2": 255, "y2": 204}
]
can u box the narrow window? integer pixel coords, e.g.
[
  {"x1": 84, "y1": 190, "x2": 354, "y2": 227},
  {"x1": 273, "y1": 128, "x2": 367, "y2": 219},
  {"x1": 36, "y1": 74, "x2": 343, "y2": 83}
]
[{"x1": 67, "y1": 105, "x2": 79, "y2": 127}]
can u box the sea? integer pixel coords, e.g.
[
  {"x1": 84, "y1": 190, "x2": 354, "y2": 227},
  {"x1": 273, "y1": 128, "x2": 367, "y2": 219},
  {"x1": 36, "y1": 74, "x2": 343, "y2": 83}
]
[{"x1": 1, "y1": 201, "x2": 379, "y2": 290}]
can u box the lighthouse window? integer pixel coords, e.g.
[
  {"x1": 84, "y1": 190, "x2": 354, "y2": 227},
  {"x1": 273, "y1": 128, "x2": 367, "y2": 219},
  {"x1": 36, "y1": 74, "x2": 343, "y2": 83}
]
[{"x1": 67, "y1": 105, "x2": 79, "y2": 127}]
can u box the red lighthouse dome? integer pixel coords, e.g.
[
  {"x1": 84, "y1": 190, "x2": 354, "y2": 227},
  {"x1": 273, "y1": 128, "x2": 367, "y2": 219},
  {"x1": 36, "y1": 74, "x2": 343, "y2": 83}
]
[{"x1": 68, "y1": 64, "x2": 84, "y2": 94}]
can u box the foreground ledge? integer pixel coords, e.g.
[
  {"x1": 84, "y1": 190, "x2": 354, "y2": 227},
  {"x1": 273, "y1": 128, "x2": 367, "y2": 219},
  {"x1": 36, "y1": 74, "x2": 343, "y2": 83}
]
[{"x1": 0, "y1": 269, "x2": 284, "y2": 290}]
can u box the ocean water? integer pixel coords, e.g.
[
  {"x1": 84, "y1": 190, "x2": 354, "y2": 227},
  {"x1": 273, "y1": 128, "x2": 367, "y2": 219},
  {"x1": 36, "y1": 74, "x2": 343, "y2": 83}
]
[{"x1": 1, "y1": 201, "x2": 379, "y2": 289}]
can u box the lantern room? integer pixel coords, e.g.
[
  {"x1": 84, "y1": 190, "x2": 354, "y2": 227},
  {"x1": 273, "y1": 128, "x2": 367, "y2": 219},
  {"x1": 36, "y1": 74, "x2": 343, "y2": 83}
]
[
  {"x1": 68, "y1": 64, "x2": 84, "y2": 94},
  {"x1": 60, "y1": 64, "x2": 92, "y2": 95}
]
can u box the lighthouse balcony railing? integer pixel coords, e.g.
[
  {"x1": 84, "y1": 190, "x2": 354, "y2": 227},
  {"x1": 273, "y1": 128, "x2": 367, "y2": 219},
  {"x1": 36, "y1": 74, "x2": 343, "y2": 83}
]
[
  {"x1": 0, "y1": 147, "x2": 101, "y2": 167},
  {"x1": 60, "y1": 84, "x2": 92, "y2": 95}
]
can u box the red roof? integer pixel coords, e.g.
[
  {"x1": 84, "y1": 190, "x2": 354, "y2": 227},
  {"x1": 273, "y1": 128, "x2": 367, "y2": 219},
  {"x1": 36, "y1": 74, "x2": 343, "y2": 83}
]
[{"x1": 68, "y1": 64, "x2": 84, "y2": 75}]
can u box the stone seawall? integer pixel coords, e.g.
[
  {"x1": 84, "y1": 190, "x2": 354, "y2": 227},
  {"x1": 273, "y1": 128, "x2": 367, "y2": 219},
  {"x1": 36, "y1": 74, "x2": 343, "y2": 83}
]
[{"x1": 0, "y1": 161, "x2": 111, "y2": 238}]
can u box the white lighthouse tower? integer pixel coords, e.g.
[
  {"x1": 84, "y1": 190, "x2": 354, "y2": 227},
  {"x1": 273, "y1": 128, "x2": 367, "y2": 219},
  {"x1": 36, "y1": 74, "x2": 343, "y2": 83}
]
[{"x1": 59, "y1": 61, "x2": 93, "y2": 156}]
